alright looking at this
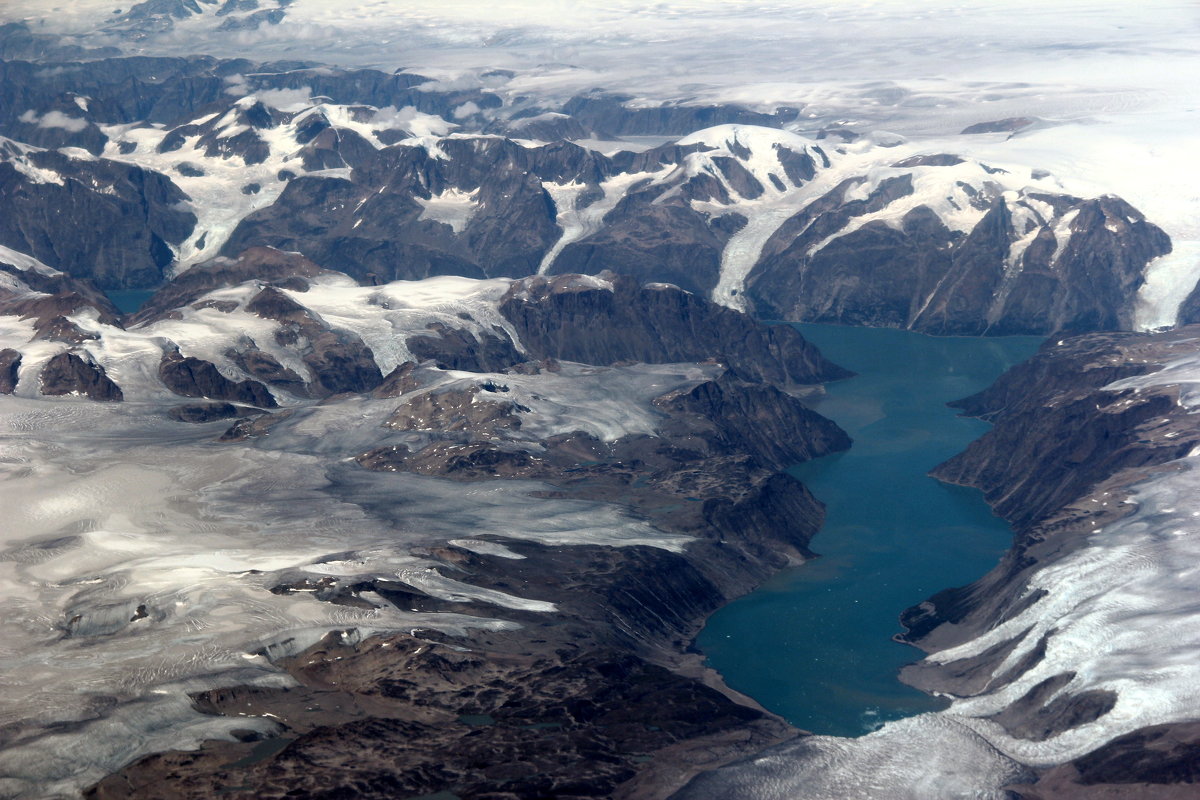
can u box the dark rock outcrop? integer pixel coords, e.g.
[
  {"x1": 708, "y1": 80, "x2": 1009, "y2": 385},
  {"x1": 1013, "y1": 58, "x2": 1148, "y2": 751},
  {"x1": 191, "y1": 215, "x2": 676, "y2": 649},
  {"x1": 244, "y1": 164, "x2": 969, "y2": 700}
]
[
  {"x1": 1172, "y1": 277, "x2": 1200, "y2": 326},
  {"x1": 159, "y1": 348, "x2": 278, "y2": 407},
  {"x1": 0, "y1": 147, "x2": 195, "y2": 289},
  {"x1": 0, "y1": 262, "x2": 123, "y2": 325},
  {"x1": 986, "y1": 672, "x2": 1118, "y2": 742},
  {"x1": 168, "y1": 402, "x2": 261, "y2": 423},
  {"x1": 371, "y1": 362, "x2": 420, "y2": 398},
  {"x1": 0, "y1": 265, "x2": 124, "y2": 347},
  {"x1": 383, "y1": 384, "x2": 527, "y2": 434},
  {"x1": 405, "y1": 322, "x2": 524, "y2": 373},
  {"x1": 0, "y1": 347, "x2": 20, "y2": 393},
  {"x1": 244, "y1": 287, "x2": 384, "y2": 396},
  {"x1": 654, "y1": 372, "x2": 851, "y2": 470},
  {"x1": 961, "y1": 117, "x2": 1037, "y2": 135},
  {"x1": 38, "y1": 351, "x2": 123, "y2": 401},
  {"x1": 560, "y1": 92, "x2": 795, "y2": 137},
  {"x1": 131, "y1": 247, "x2": 323, "y2": 325},
  {"x1": 499, "y1": 273, "x2": 850, "y2": 386},
  {"x1": 226, "y1": 346, "x2": 309, "y2": 396}
]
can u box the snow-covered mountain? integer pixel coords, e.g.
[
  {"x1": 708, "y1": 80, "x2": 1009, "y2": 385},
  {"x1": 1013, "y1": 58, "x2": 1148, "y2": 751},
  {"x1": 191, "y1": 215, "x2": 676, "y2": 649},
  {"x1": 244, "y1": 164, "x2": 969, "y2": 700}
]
[
  {"x1": 0, "y1": 91, "x2": 1166, "y2": 339},
  {"x1": 2, "y1": 8, "x2": 1200, "y2": 798}
]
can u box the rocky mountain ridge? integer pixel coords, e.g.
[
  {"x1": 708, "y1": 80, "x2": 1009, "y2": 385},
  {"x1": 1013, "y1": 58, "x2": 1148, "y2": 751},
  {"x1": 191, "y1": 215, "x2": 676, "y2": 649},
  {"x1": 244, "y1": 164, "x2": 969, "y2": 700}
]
[
  {"x1": 0, "y1": 248, "x2": 846, "y2": 407},
  {"x1": 0, "y1": 52, "x2": 1177, "y2": 335}
]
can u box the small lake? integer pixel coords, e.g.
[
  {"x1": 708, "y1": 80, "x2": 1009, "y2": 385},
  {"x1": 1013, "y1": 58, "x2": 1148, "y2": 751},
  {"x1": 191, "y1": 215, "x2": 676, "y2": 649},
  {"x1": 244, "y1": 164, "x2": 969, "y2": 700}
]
[
  {"x1": 698, "y1": 324, "x2": 1043, "y2": 737},
  {"x1": 104, "y1": 289, "x2": 157, "y2": 314}
]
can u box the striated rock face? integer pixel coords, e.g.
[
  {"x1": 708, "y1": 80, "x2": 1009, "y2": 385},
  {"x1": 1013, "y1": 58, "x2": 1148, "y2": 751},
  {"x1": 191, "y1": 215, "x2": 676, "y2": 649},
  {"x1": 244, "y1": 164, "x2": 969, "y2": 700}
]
[
  {"x1": 748, "y1": 193, "x2": 1171, "y2": 336},
  {"x1": 38, "y1": 351, "x2": 123, "y2": 401},
  {"x1": 928, "y1": 333, "x2": 1198, "y2": 530},
  {"x1": 499, "y1": 273, "x2": 851, "y2": 387},
  {"x1": 159, "y1": 348, "x2": 278, "y2": 408}
]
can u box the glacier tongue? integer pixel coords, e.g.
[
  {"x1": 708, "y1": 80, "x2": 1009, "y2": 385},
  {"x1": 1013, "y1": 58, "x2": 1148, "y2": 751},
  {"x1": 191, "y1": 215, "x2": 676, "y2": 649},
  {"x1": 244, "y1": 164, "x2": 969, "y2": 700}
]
[{"x1": 675, "y1": 714, "x2": 1031, "y2": 800}]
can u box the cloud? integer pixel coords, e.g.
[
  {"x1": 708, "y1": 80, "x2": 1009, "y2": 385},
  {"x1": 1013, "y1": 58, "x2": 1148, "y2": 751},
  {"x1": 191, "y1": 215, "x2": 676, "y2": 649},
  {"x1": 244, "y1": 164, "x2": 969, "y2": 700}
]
[
  {"x1": 452, "y1": 101, "x2": 480, "y2": 119},
  {"x1": 223, "y1": 73, "x2": 250, "y2": 95},
  {"x1": 18, "y1": 109, "x2": 89, "y2": 132},
  {"x1": 254, "y1": 86, "x2": 314, "y2": 112},
  {"x1": 372, "y1": 105, "x2": 456, "y2": 137}
]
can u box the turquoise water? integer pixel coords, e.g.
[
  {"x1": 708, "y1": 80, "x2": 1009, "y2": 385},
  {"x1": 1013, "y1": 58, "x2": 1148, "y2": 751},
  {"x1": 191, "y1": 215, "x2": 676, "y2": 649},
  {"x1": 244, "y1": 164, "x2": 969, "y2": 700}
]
[
  {"x1": 104, "y1": 289, "x2": 157, "y2": 314},
  {"x1": 698, "y1": 324, "x2": 1042, "y2": 738}
]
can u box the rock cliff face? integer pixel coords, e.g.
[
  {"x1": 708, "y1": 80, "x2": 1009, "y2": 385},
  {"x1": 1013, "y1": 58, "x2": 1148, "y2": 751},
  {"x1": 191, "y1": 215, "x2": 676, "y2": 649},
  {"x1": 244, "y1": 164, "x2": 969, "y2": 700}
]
[
  {"x1": 748, "y1": 190, "x2": 1170, "y2": 336},
  {"x1": 928, "y1": 334, "x2": 1195, "y2": 530},
  {"x1": 0, "y1": 140, "x2": 196, "y2": 288},
  {"x1": 499, "y1": 273, "x2": 851, "y2": 387}
]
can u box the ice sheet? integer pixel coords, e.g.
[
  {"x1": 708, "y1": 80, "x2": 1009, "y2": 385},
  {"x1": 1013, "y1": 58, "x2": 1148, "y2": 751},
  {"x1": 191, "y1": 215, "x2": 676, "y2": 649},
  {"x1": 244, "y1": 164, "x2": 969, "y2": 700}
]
[
  {"x1": 0, "y1": 398, "x2": 528, "y2": 796},
  {"x1": 924, "y1": 454, "x2": 1200, "y2": 766}
]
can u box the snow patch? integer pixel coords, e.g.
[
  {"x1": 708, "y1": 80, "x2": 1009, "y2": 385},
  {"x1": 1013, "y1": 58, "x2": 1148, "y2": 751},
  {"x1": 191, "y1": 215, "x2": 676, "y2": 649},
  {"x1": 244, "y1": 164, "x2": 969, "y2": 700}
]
[{"x1": 415, "y1": 187, "x2": 480, "y2": 233}]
